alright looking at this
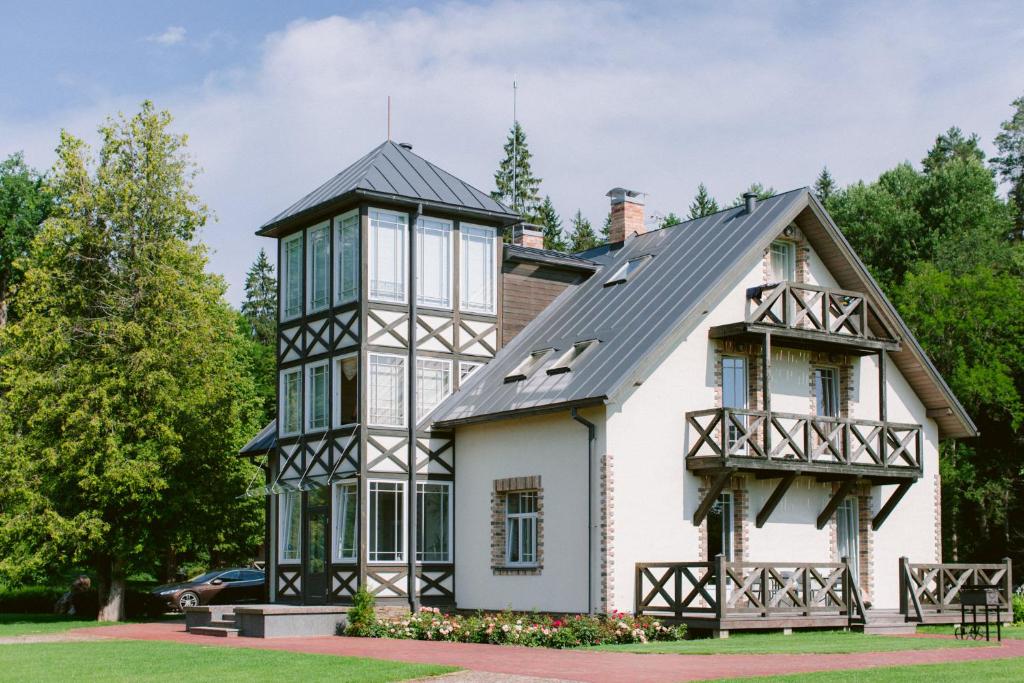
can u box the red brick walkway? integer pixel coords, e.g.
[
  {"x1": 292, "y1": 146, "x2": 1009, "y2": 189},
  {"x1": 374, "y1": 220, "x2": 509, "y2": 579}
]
[{"x1": 72, "y1": 622, "x2": 1024, "y2": 682}]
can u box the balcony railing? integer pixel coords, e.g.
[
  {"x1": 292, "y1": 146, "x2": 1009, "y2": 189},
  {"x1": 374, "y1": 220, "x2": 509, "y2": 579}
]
[
  {"x1": 686, "y1": 408, "x2": 922, "y2": 475},
  {"x1": 747, "y1": 282, "x2": 880, "y2": 340}
]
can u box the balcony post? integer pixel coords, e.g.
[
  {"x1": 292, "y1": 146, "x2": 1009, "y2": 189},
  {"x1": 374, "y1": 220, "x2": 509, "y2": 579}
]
[
  {"x1": 878, "y1": 349, "x2": 887, "y2": 467},
  {"x1": 762, "y1": 332, "x2": 772, "y2": 456}
]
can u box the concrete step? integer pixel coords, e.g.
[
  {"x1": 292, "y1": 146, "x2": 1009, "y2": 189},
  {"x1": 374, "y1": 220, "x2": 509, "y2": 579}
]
[
  {"x1": 856, "y1": 623, "x2": 917, "y2": 635},
  {"x1": 190, "y1": 626, "x2": 240, "y2": 638},
  {"x1": 209, "y1": 619, "x2": 237, "y2": 628}
]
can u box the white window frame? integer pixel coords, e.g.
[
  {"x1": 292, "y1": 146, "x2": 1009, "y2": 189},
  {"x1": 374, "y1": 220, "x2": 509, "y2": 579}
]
[
  {"x1": 770, "y1": 240, "x2": 796, "y2": 283},
  {"x1": 281, "y1": 232, "x2": 303, "y2": 321},
  {"x1": 459, "y1": 223, "x2": 497, "y2": 315},
  {"x1": 722, "y1": 356, "x2": 748, "y2": 453},
  {"x1": 332, "y1": 479, "x2": 358, "y2": 563},
  {"x1": 504, "y1": 490, "x2": 539, "y2": 567},
  {"x1": 306, "y1": 221, "x2": 331, "y2": 313},
  {"x1": 368, "y1": 352, "x2": 407, "y2": 428},
  {"x1": 367, "y1": 479, "x2": 406, "y2": 564},
  {"x1": 369, "y1": 208, "x2": 409, "y2": 304},
  {"x1": 335, "y1": 210, "x2": 360, "y2": 305},
  {"x1": 416, "y1": 216, "x2": 453, "y2": 310},
  {"x1": 333, "y1": 352, "x2": 359, "y2": 429},
  {"x1": 416, "y1": 481, "x2": 453, "y2": 564},
  {"x1": 459, "y1": 360, "x2": 484, "y2": 386},
  {"x1": 305, "y1": 359, "x2": 330, "y2": 433},
  {"x1": 416, "y1": 357, "x2": 453, "y2": 424},
  {"x1": 836, "y1": 497, "x2": 860, "y2": 582},
  {"x1": 814, "y1": 366, "x2": 840, "y2": 418},
  {"x1": 710, "y1": 492, "x2": 734, "y2": 561},
  {"x1": 278, "y1": 490, "x2": 302, "y2": 564},
  {"x1": 280, "y1": 367, "x2": 303, "y2": 437}
]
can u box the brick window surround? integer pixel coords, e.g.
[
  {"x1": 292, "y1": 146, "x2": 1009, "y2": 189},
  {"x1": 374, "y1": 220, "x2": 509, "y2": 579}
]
[{"x1": 491, "y1": 476, "x2": 544, "y2": 575}]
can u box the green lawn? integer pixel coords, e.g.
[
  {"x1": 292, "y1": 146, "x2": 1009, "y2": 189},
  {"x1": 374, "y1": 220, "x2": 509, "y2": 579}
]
[
  {"x1": 0, "y1": 641, "x2": 456, "y2": 682},
  {"x1": 590, "y1": 630, "x2": 991, "y2": 655},
  {"x1": 0, "y1": 613, "x2": 114, "y2": 637},
  {"x1": 918, "y1": 623, "x2": 1024, "y2": 639},
  {"x1": 717, "y1": 657, "x2": 1024, "y2": 682}
]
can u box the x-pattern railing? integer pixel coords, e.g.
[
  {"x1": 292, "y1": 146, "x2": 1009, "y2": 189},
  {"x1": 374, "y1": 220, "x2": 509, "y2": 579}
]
[
  {"x1": 748, "y1": 282, "x2": 878, "y2": 339},
  {"x1": 900, "y1": 557, "x2": 1013, "y2": 619}
]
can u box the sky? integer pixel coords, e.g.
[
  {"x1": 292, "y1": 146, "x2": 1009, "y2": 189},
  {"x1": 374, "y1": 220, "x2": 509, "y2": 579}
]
[{"x1": 3, "y1": 1, "x2": 1023, "y2": 306}]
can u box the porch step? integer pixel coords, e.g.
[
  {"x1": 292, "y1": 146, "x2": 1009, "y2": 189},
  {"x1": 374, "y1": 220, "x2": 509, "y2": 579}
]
[
  {"x1": 859, "y1": 623, "x2": 917, "y2": 635},
  {"x1": 209, "y1": 619, "x2": 237, "y2": 628},
  {"x1": 190, "y1": 626, "x2": 240, "y2": 638}
]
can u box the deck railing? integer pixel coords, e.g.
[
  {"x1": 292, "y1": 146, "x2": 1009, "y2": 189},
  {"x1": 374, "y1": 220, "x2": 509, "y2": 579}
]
[
  {"x1": 900, "y1": 557, "x2": 1013, "y2": 621},
  {"x1": 686, "y1": 408, "x2": 922, "y2": 473},
  {"x1": 635, "y1": 557, "x2": 866, "y2": 625},
  {"x1": 747, "y1": 282, "x2": 878, "y2": 339}
]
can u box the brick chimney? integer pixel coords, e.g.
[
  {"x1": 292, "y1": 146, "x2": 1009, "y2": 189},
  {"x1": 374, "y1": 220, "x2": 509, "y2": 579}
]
[
  {"x1": 607, "y1": 187, "x2": 645, "y2": 243},
  {"x1": 512, "y1": 223, "x2": 545, "y2": 249}
]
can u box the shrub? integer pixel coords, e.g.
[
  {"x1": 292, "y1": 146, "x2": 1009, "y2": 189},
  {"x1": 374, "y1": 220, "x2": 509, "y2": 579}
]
[
  {"x1": 344, "y1": 587, "x2": 380, "y2": 637},
  {"x1": 1013, "y1": 591, "x2": 1024, "y2": 625},
  {"x1": 0, "y1": 584, "x2": 160, "y2": 619}
]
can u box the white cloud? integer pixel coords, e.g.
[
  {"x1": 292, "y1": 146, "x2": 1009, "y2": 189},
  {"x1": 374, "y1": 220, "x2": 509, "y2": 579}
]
[
  {"x1": 149, "y1": 26, "x2": 186, "y2": 46},
  {"x1": 4, "y1": 2, "x2": 1024, "y2": 305}
]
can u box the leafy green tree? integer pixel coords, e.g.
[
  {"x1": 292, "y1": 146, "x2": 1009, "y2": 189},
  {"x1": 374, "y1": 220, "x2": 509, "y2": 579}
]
[
  {"x1": 535, "y1": 196, "x2": 566, "y2": 252},
  {"x1": 992, "y1": 95, "x2": 1024, "y2": 234},
  {"x1": 568, "y1": 210, "x2": 599, "y2": 252},
  {"x1": 0, "y1": 102, "x2": 263, "y2": 620},
  {"x1": 922, "y1": 126, "x2": 986, "y2": 175},
  {"x1": 659, "y1": 212, "x2": 684, "y2": 229},
  {"x1": 0, "y1": 153, "x2": 51, "y2": 327},
  {"x1": 241, "y1": 248, "x2": 277, "y2": 346},
  {"x1": 731, "y1": 182, "x2": 775, "y2": 207},
  {"x1": 687, "y1": 183, "x2": 719, "y2": 219},
  {"x1": 491, "y1": 122, "x2": 542, "y2": 220},
  {"x1": 813, "y1": 167, "x2": 837, "y2": 206}
]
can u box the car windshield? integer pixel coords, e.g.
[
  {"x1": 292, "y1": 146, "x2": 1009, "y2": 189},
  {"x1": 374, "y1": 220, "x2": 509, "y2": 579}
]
[{"x1": 188, "y1": 571, "x2": 221, "y2": 583}]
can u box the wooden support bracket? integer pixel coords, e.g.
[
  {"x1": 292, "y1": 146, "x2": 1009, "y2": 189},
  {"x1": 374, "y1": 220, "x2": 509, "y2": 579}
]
[
  {"x1": 816, "y1": 479, "x2": 857, "y2": 529},
  {"x1": 693, "y1": 469, "x2": 736, "y2": 527},
  {"x1": 871, "y1": 481, "x2": 913, "y2": 530},
  {"x1": 756, "y1": 471, "x2": 799, "y2": 528}
]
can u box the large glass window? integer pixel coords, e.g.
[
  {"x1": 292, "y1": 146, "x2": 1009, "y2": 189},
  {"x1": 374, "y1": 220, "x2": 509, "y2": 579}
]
[
  {"x1": 334, "y1": 355, "x2": 358, "y2": 427},
  {"x1": 335, "y1": 212, "x2": 359, "y2": 305},
  {"x1": 281, "y1": 233, "x2": 303, "y2": 320},
  {"x1": 306, "y1": 361, "x2": 329, "y2": 432},
  {"x1": 505, "y1": 491, "x2": 538, "y2": 566},
  {"x1": 307, "y1": 222, "x2": 330, "y2": 313},
  {"x1": 460, "y1": 223, "x2": 497, "y2": 314},
  {"x1": 416, "y1": 358, "x2": 452, "y2": 422},
  {"x1": 706, "y1": 492, "x2": 733, "y2": 561},
  {"x1": 417, "y1": 482, "x2": 451, "y2": 563},
  {"x1": 417, "y1": 217, "x2": 452, "y2": 309},
  {"x1": 368, "y1": 353, "x2": 406, "y2": 427},
  {"x1": 369, "y1": 209, "x2": 408, "y2": 303},
  {"x1": 333, "y1": 481, "x2": 357, "y2": 562},
  {"x1": 368, "y1": 480, "x2": 404, "y2": 562},
  {"x1": 279, "y1": 490, "x2": 301, "y2": 563},
  {"x1": 770, "y1": 240, "x2": 795, "y2": 282},
  {"x1": 815, "y1": 367, "x2": 840, "y2": 418},
  {"x1": 280, "y1": 368, "x2": 302, "y2": 436}
]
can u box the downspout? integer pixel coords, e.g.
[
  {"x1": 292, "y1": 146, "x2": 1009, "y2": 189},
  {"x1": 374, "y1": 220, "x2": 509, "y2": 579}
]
[
  {"x1": 408, "y1": 203, "x2": 422, "y2": 613},
  {"x1": 571, "y1": 408, "x2": 596, "y2": 615}
]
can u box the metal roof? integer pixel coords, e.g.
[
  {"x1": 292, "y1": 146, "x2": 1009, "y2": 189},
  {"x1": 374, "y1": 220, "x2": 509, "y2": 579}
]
[
  {"x1": 239, "y1": 419, "x2": 277, "y2": 456},
  {"x1": 504, "y1": 244, "x2": 600, "y2": 272},
  {"x1": 259, "y1": 141, "x2": 518, "y2": 235}
]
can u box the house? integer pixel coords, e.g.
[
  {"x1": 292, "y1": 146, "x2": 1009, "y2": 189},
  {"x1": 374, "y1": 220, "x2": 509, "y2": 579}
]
[{"x1": 240, "y1": 139, "x2": 1002, "y2": 631}]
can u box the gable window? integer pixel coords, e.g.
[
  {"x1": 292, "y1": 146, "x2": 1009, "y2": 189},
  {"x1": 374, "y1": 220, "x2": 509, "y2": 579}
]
[
  {"x1": 368, "y1": 353, "x2": 406, "y2": 427},
  {"x1": 333, "y1": 481, "x2": 357, "y2": 563},
  {"x1": 417, "y1": 482, "x2": 451, "y2": 563},
  {"x1": 333, "y1": 354, "x2": 358, "y2": 428},
  {"x1": 369, "y1": 208, "x2": 408, "y2": 303},
  {"x1": 815, "y1": 367, "x2": 840, "y2": 418},
  {"x1": 504, "y1": 348, "x2": 554, "y2": 383},
  {"x1": 770, "y1": 240, "x2": 795, "y2": 282},
  {"x1": 279, "y1": 490, "x2": 301, "y2": 563},
  {"x1": 547, "y1": 340, "x2": 598, "y2": 375},
  {"x1": 604, "y1": 254, "x2": 653, "y2": 286},
  {"x1": 460, "y1": 223, "x2": 497, "y2": 314},
  {"x1": 417, "y1": 217, "x2": 452, "y2": 309},
  {"x1": 335, "y1": 211, "x2": 359, "y2": 305},
  {"x1": 416, "y1": 358, "x2": 453, "y2": 423},
  {"x1": 505, "y1": 491, "x2": 539, "y2": 566},
  {"x1": 281, "y1": 233, "x2": 303, "y2": 320},
  {"x1": 459, "y1": 360, "x2": 483, "y2": 384},
  {"x1": 306, "y1": 360, "x2": 329, "y2": 432},
  {"x1": 280, "y1": 368, "x2": 302, "y2": 436},
  {"x1": 307, "y1": 222, "x2": 330, "y2": 313},
  {"x1": 368, "y1": 480, "x2": 405, "y2": 562}
]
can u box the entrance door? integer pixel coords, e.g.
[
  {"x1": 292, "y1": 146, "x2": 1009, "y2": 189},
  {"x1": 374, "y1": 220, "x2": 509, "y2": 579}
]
[
  {"x1": 836, "y1": 497, "x2": 859, "y2": 582},
  {"x1": 305, "y1": 487, "x2": 330, "y2": 604},
  {"x1": 706, "y1": 492, "x2": 734, "y2": 561}
]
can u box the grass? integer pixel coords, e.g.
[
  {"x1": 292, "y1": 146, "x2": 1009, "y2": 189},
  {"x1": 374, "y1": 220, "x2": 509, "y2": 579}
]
[
  {"x1": 0, "y1": 613, "x2": 114, "y2": 637},
  {"x1": 918, "y1": 622, "x2": 1024, "y2": 639},
  {"x1": 590, "y1": 630, "x2": 992, "y2": 655},
  {"x1": 0, "y1": 640, "x2": 457, "y2": 682},
  {"x1": 716, "y1": 657, "x2": 1024, "y2": 682}
]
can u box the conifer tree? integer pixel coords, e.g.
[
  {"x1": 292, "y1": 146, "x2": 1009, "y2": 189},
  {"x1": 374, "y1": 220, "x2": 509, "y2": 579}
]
[
  {"x1": 659, "y1": 212, "x2": 684, "y2": 229},
  {"x1": 0, "y1": 153, "x2": 51, "y2": 327},
  {"x1": 687, "y1": 183, "x2": 719, "y2": 219},
  {"x1": 814, "y1": 167, "x2": 837, "y2": 205},
  {"x1": 491, "y1": 122, "x2": 542, "y2": 219},
  {"x1": 535, "y1": 196, "x2": 566, "y2": 251},
  {"x1": 600, "y1": 212, "x2": 611, "y2": 241},
  {"x1": 568, "y1": 210, "x2": 599, "y2": 252},
  {"x1": 992, "y1": 96, "x2": 1024, "y2": 234},
  {"x1": 241, "y1": 249, "x2": 277, "y2": 346},
  {"x1": 923, "y1": 127, "x2": 985, "y2": 174},
  {"x1": 731, "y1": 182, "x2": 775, "y2": 207}
]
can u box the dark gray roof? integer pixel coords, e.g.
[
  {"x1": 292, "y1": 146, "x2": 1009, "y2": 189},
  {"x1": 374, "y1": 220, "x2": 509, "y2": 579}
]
[
  {"x1": 239, "y1": 420, "x2": 276, "y2": 456},
  {"x1": 431, "y1": 190, "x2": 810, "y2": 425},
  {"x1": 259, "y1": 141, "x2": 518, "y2": 234},
  {"x1": 505, "y1": 244, "x2": 600, "y2": 272}
]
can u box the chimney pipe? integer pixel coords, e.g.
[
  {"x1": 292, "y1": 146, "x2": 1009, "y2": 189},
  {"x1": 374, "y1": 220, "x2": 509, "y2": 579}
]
[
  {"x1": 512, "y1": 222, "x2": 545, "y2": 249},
  {"x1": 399, "y1": 142, "x2": 413, "y2": 150},
  {"x1": 743, "y1": 192, "x2": 758, "y2": 215},
  {"x1": 606, "y1": 187, "x2": 646, "y2": 243}
]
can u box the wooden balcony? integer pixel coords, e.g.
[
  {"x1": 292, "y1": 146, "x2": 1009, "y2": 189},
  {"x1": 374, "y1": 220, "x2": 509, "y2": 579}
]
[{"x1": 709, "y1": 281, "x2": 900, "y2": 355}]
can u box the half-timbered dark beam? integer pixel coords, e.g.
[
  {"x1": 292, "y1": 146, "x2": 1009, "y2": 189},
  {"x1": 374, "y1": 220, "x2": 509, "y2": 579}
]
[
  {"x1": 756, "y1": 471, "x2": 799, "y2": 528},
  {"x1": 872, "y1": 481, "x2": 913, "y2": 530},
  {"x1": 816, "y1": 479, "x2": 857, "y2": 529},
  {"x1": 693, "y1": 468, "x2": 736, "y2": 527}
]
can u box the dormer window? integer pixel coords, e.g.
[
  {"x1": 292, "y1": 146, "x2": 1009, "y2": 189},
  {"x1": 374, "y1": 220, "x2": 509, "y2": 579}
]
[
  {"x1": 547, "y1": 339, "x2": 598, "y2": 375},
  {"x1": 604, "y1": 255, "x2": 652, "y2": 287},
  {"x1": 504, "y1": 348, "x2": 554, "y2": 383}
]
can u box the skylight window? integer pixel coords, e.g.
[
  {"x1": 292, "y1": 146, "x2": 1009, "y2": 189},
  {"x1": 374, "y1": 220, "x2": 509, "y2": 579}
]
[
  {"x1": 504, "y1": 348, "x2": 554, "y2": 383},
  {"x1": 604, "y1": 255, "x2": 653, "y2": 287},
  {"x1": 547, "y1": 339, "x2": 599, "y2": 375}
]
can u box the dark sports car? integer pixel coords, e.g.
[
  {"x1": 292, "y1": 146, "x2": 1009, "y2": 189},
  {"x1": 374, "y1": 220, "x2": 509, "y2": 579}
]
[{"x1": 151, "y1": 568, "x2": 265, "y2": 612}]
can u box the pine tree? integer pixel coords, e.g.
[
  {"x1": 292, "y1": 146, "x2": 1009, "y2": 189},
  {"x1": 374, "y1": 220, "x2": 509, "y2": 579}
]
[
  {"x1": 535, "y1": 196, "x2": 566, "y2": 252},
  {"x1": 659, "y1": 212, "x2": 684, "y2": 229},
  {"x1": 732, "y1": 182, "x2": 776, "y2": 207},
  {"x1": 600, "y1": 212, "x2": 611, "y2": 241},
  {"x1": 814, "y1": 167, "x2": 837, "y2": 205},
  {"x1": 923, "y1": 127, "x2": 986, "y2": 174},
  {"x1": 992, "y1": 96, "x2": 1024, "y2": 234},
  {"x1": 241, "y1": 249, "x2": 277, "y2": 346},
  {"x1": 687, "y1": 183, "x2": 719, "y2": 219},
  {"x1": 491, "y1": 122, "x2": 542, "y2": 219},
  {"x1": 568, "y1": 210, "x2": 599, "y2": 252}
]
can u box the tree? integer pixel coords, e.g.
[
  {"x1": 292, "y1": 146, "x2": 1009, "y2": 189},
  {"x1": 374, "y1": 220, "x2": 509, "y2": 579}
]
[
  {"x1": 600, "y1": 212, "x2": 611, "y2": 241},
  {"x1": 687, "y1": 183, "x2": 719, "y2": 220},
  {"x1": 992, "y1": 95, "x2": 1024, "y2": 234},
  {"x1": 813, "y1": 167, "x2": 837, "y2": 206},
  {"x1": 491, "y1": 122, "x2": 542, "y2": 220},
  {"x1": 535, "y1": 196, "x2": 566, "y2": 252},
  {"x1": 241, "y1": 249, "x2": 277, "y2": 346},
  {"x1": 0, "y1": 153, "x2": 51, "y2": 327},
  {"x1": 659, "y1": 212, "x2": 684, "y2": 229},
  {"x1": 731, "y1": 182, "x2": 775, "y2": 207},
  {"x1": 922, "y1": 126, "x2": 985, "y2": 175},
  {"x1": 0, "y1": 102, "x2": 263, "y2": 620},
  {"x1": 568, "y1": 210, "x2": 599, "y2": 252}
]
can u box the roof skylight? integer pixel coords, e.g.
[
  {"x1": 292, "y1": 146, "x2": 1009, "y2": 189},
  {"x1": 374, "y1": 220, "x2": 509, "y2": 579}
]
[
  {"x1": 604, "y1": 254, "x2": 653, "y2": 287},
  {"x1": 504, "y1": 348, "x2": 554, "y2": 383},
  {"x1": 547, "y1": 339, "x2": 599, "y2": 375}
]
